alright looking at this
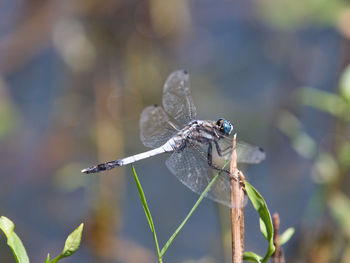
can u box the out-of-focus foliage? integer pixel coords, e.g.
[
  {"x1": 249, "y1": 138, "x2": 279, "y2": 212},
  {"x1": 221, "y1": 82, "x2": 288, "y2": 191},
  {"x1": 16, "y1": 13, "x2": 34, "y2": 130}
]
[
  {"x1": 278, "y1": 63, "x2": 350, "y2": 262},
  {"x1": 258, "y1": 0, "x2": 348, "y2": 29},
  {"x1": 340, "y1": 64, "x2": 350, "y2": 102},
  {"x1": 328, "y1": 192, "x2": 350, "y2": 238},
  {"x1": 277, "y1": 111, "x2": 317, "y2": 159},
  {"x1": 0, "y1": 80, "x2": 18, "y2": 141}
]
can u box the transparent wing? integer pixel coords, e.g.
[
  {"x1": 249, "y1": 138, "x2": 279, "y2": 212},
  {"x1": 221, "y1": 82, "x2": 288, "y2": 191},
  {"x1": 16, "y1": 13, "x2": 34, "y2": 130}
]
[
  {"x1": 140, "y1": 105, "x2": 179, "y2": 148},
  {"x1": 236, "y1": 141, "x2": 266, "y2": 163},
  {"x1": 213, "y1": 136, "x2": 266, "y2": 164},
  {"x1": 162, "y1": 70, "x2": 197, "y2": 126},
  {"x1": 166, "y1": 145, "x2": 237, "y2": 208}
]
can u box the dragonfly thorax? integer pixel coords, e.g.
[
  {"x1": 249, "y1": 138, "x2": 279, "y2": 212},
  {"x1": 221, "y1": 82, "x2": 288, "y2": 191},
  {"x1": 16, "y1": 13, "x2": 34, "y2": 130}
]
[{"x1": 169, "y1": 119, "x2": 233, "y2": 152}]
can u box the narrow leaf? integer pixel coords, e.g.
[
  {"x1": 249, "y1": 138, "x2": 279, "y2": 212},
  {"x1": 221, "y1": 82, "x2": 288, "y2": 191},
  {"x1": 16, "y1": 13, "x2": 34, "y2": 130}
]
[
  {"x1": 340, "y1": 64, "x2": 350, "y2": 102},
  {"x1": 0, "y1": 216, "x2": 29, "y2": 263},
  {"x1": 245, "y1": 182, "x2": 275, "y2": 263},
  {"x1": 45, "y1": 253, "x2": 50, "y2": 263},
  {"x1": 243, "y1": 251, "x2": 262, "y2": 262},
  {"x1": 279, "y1": 227, "x2": 295, "y2": 245},
  {"x1": 132, "y1": 166, "x2": 161, "y2": 258},
  {"x1": 132, "y1": 166, "x2": 155, "y2": 232}
]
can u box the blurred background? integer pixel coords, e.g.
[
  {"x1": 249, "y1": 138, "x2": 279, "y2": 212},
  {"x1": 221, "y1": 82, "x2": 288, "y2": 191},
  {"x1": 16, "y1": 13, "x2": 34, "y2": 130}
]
[{"x1": 1, "y1": 0, "x2": 350, "y2": 262}]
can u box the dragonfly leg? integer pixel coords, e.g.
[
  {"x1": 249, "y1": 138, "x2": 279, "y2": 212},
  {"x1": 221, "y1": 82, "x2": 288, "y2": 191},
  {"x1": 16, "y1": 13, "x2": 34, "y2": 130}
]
[
  {"x1": 207, "y1": 143, "x2": 230, "y2": 174},
  {"x1": 187, "y1": 137, "x2": 230, "y2": 174},
  {"x1": 214, "y1": 140, "x2": 232, "y2": 157}
]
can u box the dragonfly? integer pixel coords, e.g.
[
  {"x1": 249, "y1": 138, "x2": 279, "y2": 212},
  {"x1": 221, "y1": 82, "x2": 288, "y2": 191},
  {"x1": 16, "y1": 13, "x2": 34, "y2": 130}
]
[{"x1": 82, "y1": 70, "x2": 265, "y2": 207}]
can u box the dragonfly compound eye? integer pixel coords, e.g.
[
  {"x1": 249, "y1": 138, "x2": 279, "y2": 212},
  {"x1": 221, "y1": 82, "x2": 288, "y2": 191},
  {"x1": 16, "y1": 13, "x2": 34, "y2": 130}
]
[{"x1": 222, "y1": 120, "x2": 232, "y2": 135}]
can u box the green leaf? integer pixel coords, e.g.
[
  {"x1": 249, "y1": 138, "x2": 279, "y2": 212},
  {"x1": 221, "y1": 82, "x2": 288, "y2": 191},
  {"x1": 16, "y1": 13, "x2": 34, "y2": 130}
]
[
  {"x1": 259, "y1": 218, "x2": 268, "y2": 240},
  {"x1": 48, "y1": 223, "x2": 84, "y2": 263},
  {"x1": 243, "y1": 251, "x2": 263, "y2": 262},
  {"x1": 245, "y1": 182, "x2": 275, "y2": 263},
  {"x1": 132, "y1": 166, "x2": 161, "y2": 259},
  {"x1": 0, "y1": 216, "x2": 29, "y2": 263},
  {"x1": 340, "y1": 64, "x2": 350, "y2": 102},
  {"x1": 245, "y1": 182, "x2": 272, "y2": 240},
  {"x1": 279, "y1": 227, "x2": 295, "y2": 245},
  {"x1": 61, "y1": 223, "x2": 84, "y2": 257},
  {"x1": 45, "y1": 254, "x2": 50, "y2": 263}
]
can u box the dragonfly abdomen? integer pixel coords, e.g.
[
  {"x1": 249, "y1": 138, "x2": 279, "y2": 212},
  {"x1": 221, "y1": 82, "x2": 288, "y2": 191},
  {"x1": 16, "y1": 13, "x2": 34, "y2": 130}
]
[
  {"x1": 118, "y1": 145, "x2": 170, "y2": 166},
  {"x1": 81, "y1": 141, "x2": 175, "y2": 174}
]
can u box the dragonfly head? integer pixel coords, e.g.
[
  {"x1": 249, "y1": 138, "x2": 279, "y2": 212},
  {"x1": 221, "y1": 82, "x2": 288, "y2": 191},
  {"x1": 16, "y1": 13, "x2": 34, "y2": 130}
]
[{"x1": 216, "y1": 118, "x2": 233, "y2": 136}]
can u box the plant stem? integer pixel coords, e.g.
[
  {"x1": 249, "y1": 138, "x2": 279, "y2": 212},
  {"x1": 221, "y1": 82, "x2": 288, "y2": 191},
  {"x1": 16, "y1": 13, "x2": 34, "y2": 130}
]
[
  {"x1": 272, "y1": 213, "x2": 285, "y2": 263},
  {"x1": 230, "y1": 134, "x2": 245, "y2": 263}
]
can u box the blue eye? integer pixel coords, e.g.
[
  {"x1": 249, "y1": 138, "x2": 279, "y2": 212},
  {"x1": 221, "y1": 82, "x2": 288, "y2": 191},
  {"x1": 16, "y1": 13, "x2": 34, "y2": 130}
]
[
  {"x1": 216, "y1": 118, "x2": 233, "y2": 135},
  {"x1": 222, "y1": 120, "x2": 232, "y2": 135}
]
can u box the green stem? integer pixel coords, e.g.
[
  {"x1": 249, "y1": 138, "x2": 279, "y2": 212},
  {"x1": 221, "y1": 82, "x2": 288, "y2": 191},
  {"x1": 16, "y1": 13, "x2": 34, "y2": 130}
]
[
  {"x1": 160, "y1": 162, "x2": 229, "y2": 257},
  {"x1": 49, "y1": 255, "x2": 63, "y2": 263}
]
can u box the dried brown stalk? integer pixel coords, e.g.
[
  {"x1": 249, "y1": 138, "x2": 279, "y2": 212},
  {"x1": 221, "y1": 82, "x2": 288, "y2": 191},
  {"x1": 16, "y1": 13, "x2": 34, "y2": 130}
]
[
  {"x1": 230, "y1": 134, "x2": 246, "y2": 263},
  {"x1": 272, "y1": 213, "x2": 285, "y2": 263}
]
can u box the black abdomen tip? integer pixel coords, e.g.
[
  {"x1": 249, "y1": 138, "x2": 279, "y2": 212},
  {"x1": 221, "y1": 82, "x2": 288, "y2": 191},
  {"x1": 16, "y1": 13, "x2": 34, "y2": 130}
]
[{"x1": 81, "y1": 160, "x2": 122, "y2": 174}]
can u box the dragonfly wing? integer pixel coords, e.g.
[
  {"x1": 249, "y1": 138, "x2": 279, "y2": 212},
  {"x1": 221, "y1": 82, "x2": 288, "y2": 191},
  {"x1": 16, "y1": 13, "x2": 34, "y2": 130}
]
[
  {"x1": 166, "y1": 145, "x2": 238, "y2": 208},
  {"x1": 236, "y1": 141, "x2": 266, "y2": 163},
  {"x1": 214, "y1": 137, "x2": 266, "y2": 164},
  {"x1": 140, "y1": 105, "x2": 178, "y2": 148},
  {"x1": 162, "y1": 70, "x2": 197, "y2": 126}
]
